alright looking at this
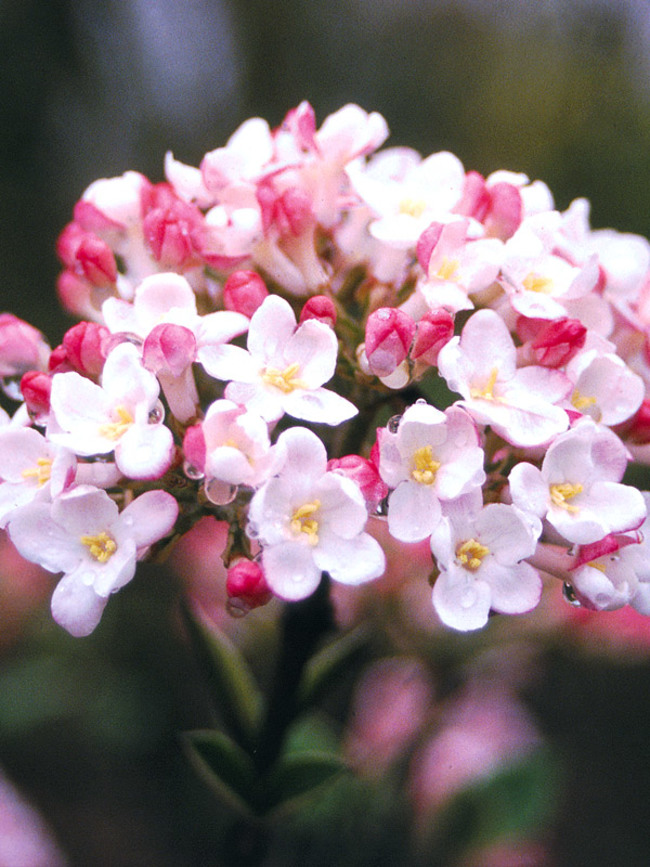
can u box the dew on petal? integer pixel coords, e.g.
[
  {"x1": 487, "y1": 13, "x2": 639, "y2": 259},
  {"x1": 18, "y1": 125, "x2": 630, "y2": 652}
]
[
  {"x1": 226, "y1": 597, "x2": 251, "y2": 618},
  {"x1": 148, "y1": 400, "x2": 165, "y2": 424},
  {"x1": 562, "y1": 582, "x2": 582, "y2": 607},
  {"x1": 387, "y1": 414, "x2": 402, "y2": 433},
  {"x1": 183, "y1": 460, "x2": 205, "y2": 481}
]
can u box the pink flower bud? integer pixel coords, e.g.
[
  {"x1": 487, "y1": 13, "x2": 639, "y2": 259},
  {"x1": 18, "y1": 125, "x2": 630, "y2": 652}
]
[
  {"x1": 411, "y1": 309, "x2": 455, "y2": 366},
  {"x1": 454, "y1": 171, "x2": 491, "y2": 222},
  {"x1": 516, "y1": 317, "x2": 586, "y2": 368},
  {"x1": 365, "y1": 307, "x2": 416, "y2": 377},
  {"x1": 299, "y1": 295, "x2": 337, "y2": 327},
  {"x1": 57, "y1": 322, "x2": 110, "y2": 378},
  {"x1": 226, "y1": 558, "x2": 272, "y2": 612},
  {"x1": 327, "y1": 454, "x2": 388, "y2": 512},
  {"x1": 183, "y1": 424, "x2": 206, "y2": 473},
  {"x1": 257, "y1": 180, "x2": 313, "y2": 236},
  {"x1": 56, "y1": 223, "x2": 117, "y2": 287},
  {"x1": 279, "y1": 101, "x2": 317, "y2": 152},
  {"x1": 482, "y1": 181, "x2": 522, "y2": 240},
  {"x1": 20, "y1": 370, "x2": 51, "y2": 418},
  {"x1": 222, "y1": 270, "x2": 269, "y2": 318},
  {"x1": 143, "y1": 324, "x2": 197, "y2": 377},
  {"x1": 0, "y1": 315, "x2": 50, "y2": 378},
  {"x1": 416, "y1": 222, "x2": 444, "y2": 271},
  {"x1": 142, "y1": 183, "x2": 205, "y2": 267}
]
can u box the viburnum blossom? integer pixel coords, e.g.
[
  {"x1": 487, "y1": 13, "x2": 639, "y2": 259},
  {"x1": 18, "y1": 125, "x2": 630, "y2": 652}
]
[
  {"x1": 1, "y1": 99, "x2": 650, "y2": 639},
  {"x1": 7, "y1": 486, "x2": 178, "y2": 636},
  {"x1": 247, "y1": 427, "x2": 385, "y2": 600}
]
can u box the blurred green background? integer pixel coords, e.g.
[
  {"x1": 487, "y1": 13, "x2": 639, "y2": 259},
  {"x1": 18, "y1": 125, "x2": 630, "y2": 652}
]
[{"x1": 2, "y1": 1, "x2": 650, "y2": 864}]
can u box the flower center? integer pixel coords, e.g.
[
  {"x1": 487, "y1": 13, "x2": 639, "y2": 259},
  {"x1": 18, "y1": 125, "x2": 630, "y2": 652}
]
[
  {"x1": 399, "y1": 197, "x2": 427, "y2": 218},
  {"x1": 262, "y1": 362, "x2": 307, "y2": 394},
  {"x1": 80, "y1": 530, "x2": 117, "y2": 563},
  {"x1": 21, "y1": 457, "x2": 52, "y2": 486},
  {"x1": 290, "y1": 500, "x2": 321, "y2": 546},
  {"x1": 456, "y1": 538, "x2": 490, "y2": 571},
  {"x1": 522, "y1": 272, "x2": 553, "y2": 294},
  {"x1": 550, "y1": 482, "x2": 583, "y2": 513},
  {"x1": 470, "y1": 367, "x2": 499, "y2": 401},
  {"x1": 99, "y1": 405, "x2": 134, "y2": 441},
  {"x1": 411, "y1": 446, "x2": 441, "y2": 485},
  {"x1": 571, "y1": 389, "x2": 597, "y2": 412},
  {"x1": 434, "y1": 256, "x2": 460, "y2": 282}
]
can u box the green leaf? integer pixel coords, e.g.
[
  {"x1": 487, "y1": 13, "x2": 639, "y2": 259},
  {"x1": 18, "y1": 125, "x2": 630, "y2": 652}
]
[
  {"x1": 265, "y1": 750, "x2": 346, "y2": 815},
  {"x1": 181, "y1": 604, "x2": 262, "y2": 749},
  {"x1": 297, "y1": 625, "x2": 368, "y2": 709},
  {"x1": 184, "y1": 729, "x2": 258, "y2": 817}
]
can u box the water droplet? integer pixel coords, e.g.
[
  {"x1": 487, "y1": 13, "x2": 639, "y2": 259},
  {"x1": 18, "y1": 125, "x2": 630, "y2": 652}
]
[
  {"x1": 373, "y1": 497, "x2": 389, "y2": 518},
  {"x1": 0, "y1": 375, "x2": 23, "y2": 401},
  {"x1": 205, "y1": 479, "x2": 237, "y2": 505},
  {"x1": 148, "y1": 400, "x2": 165, "y2": 424},
  {"x1": 562, "y1": 582, "x2": 582, "y2": 607},
  {"x1": 183, "y1": 460, "x2": 205, "y2": 481},
  {"x1": 387, "y1": 413, "x2": 402, "y2": 433},
  {"x1": 415, "y1": 397, "x2": 428, "y2": 405},
  {"x1": 226, "y1": 597, "x2": 251, "y2": 618},
  {"x1": 246, "y1": 523, "x2": 259, "y2": 540}
]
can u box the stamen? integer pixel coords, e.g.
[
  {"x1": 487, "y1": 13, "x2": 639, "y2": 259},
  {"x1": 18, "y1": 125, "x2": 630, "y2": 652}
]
[
  {"x1": 571, "y1": 389, "x2": 597, "y2": 411},
  {"x1": 456, "y1": 538, "x2": 490, "y2": 571},
  {"x1": 290, "y1": 500, "x2": 321, "y2": 546},
  {"x1": 434, "y1": 256, "x2": 460, "y2": 282},
  {"x1": 411, "y1": 446, "x2": 441, "y2": 485},
  {"x1": 21, "y1": 457, "x2": 52, "y2": 486},
  {"x1": 470, "y1": 367, "x2": 499, "y2": 400},
  {"x1": 80, "y1": 531, "x2": 117, "y2": 563},
  {"x1": 399, "y1": 197, "x2": 427, "y2": 218},
  {"x1": 522, "y1": 272, "x2": 553, "y2": 294},
  {"x1": 550, "y1": 482, "x2": 583, "y2": 513},
  {"x1": 99, "y1": 405, "x2": 134, "y2": 441},
  {"x1": 262, "y1": 362, "x2": 308, "y2": 394}
]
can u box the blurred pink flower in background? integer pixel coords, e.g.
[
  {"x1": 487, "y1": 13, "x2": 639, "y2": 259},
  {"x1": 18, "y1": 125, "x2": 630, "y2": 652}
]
[{"x1": 0, "y1": 770, "x2": 67, "y2": 867}]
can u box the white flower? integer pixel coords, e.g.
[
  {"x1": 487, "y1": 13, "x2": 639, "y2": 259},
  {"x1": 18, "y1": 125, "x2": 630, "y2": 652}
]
[
  {"x1": 509, "y1": 419, "x2": 647, "y2": 545},
  {"x1": 431, "y1": 498, "x2": 542, "y2": 631},
  {"x1": 199, "y1": 294, "x2": 357, "y2": 425},
  {"x1": 7, "y1": 486, "x2": 178, "y2": 636},
  {"x1": 0, "y1": 427, "x2": 76, "y2": 527},
  {"x1": 378, "y1": 403, "x2": 485, "y2": 543},
  {"x1": 47, "y1": 342, "x2": 174, "y2": 479},
  {"x1": 247, "y1": 427, "x2": 385, "y2": 600}
]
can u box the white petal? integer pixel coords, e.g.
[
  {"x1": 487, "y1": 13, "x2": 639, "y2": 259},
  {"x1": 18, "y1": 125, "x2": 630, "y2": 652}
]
[
  {"x1": 285, "y1": 319, "x2": 337, "y2": 387},
  {"x1": 262, "y1": 542, "x2": 321, "y2": 601},
  {"x1": 313, "y1": 532, "x2": 385, "y2": 585},
  {"x1": 432, "y1": 566, "x2": 492, "y2": 631},
  {"x1": 51, "y1": 572, "x2": 108, "y2": 637},
  {"x1": 8, "y1": 502, "x2": 80, "y2": 574},
  {"x1": 248, "y1": 295, "x2": 297, "y2": 362},
  {"x1": 115, "y1": 424, "x2": 174, "y2": 479},
  {"x1": 282, "y1": 386, "x2": 357, "y2": 425},
  {"x1": 388, "y1": 481, "x2": 441, "y2": 543},
  {"x1": 484, "y1": 560, "x2": 542, "y2": 615},
  {"x1": 120, "y1": 490, "x2": 178, "y2": 549},
  {"x1": 197, "y1": 344, "x2": 258, "y2": 382}
]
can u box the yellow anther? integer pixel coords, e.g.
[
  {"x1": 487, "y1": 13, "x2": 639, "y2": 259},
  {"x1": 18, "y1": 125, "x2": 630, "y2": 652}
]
[
  {"x1": 434, "y1": 256, "x2": 460, "y2": 282},
  {"x1": 550, "y1": 482, "x2": 583, "y2": 513},
  {"x1": 98, "y1": 405, "x2": 134, "y2": 441},
  {"x1": 456, "y1": 538, "x2": 490, "y2": 571},
  {"x1": 80, "y1": 531, "x2": 117, "y2": 563},
  {"x1": 399, "y1": 197, "x2": 427, "y2": 219},
  {"x1": 21, "y1": 457, "x2": 53, "y2": 487},
  {"x1": 522, "y1": 272, "x2": 553, "y2": 294},
  {"x1": 290, "y1": 500, "x2": 321, "y2": 546},
  {"x1": 470, "y1": 367, "x2": 499, "y2": 401},
  {"x1": 571, "y1": 389, "x2": 597, "y2": 411},
  {"x1": 411, "y1": 446, "x2": 441, "y2": 486},
  {"x1": 587, "y1": 561, "x2": 607, "y2": 573},
  {"x1": 262, "y1": 362, "x2": 308, "y2": 394}
]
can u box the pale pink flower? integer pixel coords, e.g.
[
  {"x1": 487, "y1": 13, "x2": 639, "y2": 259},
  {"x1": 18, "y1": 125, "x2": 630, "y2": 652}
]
[
  {"x1": 509, "y1": 419, "x2": 647, "y2": 545},
  {"x1": 437, "y1": 308, "x2": 570, "y2": 447},
  {"x1": 378, "y1": 402, "x2": 485, "y2": 543},
  {"x1": 7, "y1": 485, "x2": 178, "y2": 636},
  {"x1": 247, "y1": 427, "x2": 385, "y2": 600},
  {"x1": 199, "y1": 294, "x2": 357, "y2": 425},
  {"x1": 47, "y1": 342, "x2": 174, "y2": 479},
  {"x1": 430, "y1": 497, "x2": 542, "y2": 631}
]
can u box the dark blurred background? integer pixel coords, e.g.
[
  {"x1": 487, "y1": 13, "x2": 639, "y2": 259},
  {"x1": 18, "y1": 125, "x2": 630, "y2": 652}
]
[{"x1": 2, "y1": 1, "x2": 650, "y2": 864}]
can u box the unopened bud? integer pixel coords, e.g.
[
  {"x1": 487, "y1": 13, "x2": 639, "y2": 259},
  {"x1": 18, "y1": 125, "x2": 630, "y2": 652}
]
[
  {"x1": 226, "y1": 558, "x2": 272, "y2": 613},
  {"x1": 60, "y1": 322, "x2": 110, "y2": 378},
  {"x1": 327, "y1": 454, "x2": 388, "y2": 512},
  {"x1": 411, "y1": 309, "x2": 455, "y2": 366},
  {"x1": 223, "y1": 271, "x2": 269, "y2": 318},
  {"x1": 299, "y1": 295, "x2": 337, "y2": 327},
  {"x1": 183, "y1": 424, "x2": 206, "y2": 474},
  {"x1": 0, "y1": 314, "x2": 50, "y2": 378},
  {"x1": 20, "y1": 370, "x2": 52, "y2": 419},
  {"x1": 365, "y1": 307, "x2": 416, "y2": 377},
  {"x1": 517, "y1": 317, "x2": 586, "y2": 368}
]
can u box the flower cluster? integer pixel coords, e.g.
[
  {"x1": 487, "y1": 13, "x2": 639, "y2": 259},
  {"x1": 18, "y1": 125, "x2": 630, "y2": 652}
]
[{"x1": 2, "y1": 100, "x2": 650, "y2": 635}]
